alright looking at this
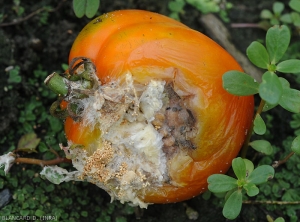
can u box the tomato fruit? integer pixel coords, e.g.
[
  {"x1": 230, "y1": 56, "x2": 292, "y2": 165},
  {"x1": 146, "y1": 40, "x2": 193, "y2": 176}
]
[{"x1": 59, "y1": 10, "x2": 253, "y2": 207}]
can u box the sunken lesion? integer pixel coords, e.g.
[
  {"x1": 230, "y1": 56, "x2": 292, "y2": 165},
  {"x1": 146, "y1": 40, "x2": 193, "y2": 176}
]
[{"x1": 151, "y1": 83, "x2": 198, "y2": 159}]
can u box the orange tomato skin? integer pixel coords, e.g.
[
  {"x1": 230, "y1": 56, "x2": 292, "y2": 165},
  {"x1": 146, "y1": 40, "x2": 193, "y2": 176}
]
[{"x1": 66, "y1": 10, "x2": 254, "y2": 203}]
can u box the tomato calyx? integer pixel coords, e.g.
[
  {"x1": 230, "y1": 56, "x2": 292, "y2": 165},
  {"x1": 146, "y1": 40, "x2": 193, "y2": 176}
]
[{"x1": 45, "y1": 57, "x2": 98, "y2": 121}]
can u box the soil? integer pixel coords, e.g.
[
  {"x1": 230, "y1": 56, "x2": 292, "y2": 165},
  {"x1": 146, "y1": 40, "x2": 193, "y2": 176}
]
[{"x1": 0, "y1": 0, "x2": 299, "y2": 221}]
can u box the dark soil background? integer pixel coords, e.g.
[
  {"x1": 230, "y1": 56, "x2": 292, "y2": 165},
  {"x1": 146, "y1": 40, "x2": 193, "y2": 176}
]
[{"x1": 1, "y1": 0, "x2": 300, "y2": 222}]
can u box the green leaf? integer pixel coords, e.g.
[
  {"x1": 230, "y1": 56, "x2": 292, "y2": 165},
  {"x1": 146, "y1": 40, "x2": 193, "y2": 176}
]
[
  {"x1": 273, "y1": 2, "x2": 284, "y2": 15},
  {"x1": 35, "y1": 209, "x2": 45, "y2": 217},
  {"x1": 259, "y1": 71, "x2": 282, "y2": 105},
  {"x1": 186, "y1": 0, "x2": 219, "y2": 14},
  {"x1": 232, "y1": 157, "x2": 246, "y2": 180},
  {"x1": 73, "y1": 0, "x2": 86, "y2": 18},
  {"x1": 45, "y1": 184, "x2": 55, "y2": 192},
  {"x1": 168, "y1": 0, "x2": 185, "y2": 12},
  {"x1": 260, "y1": 9, "x2": 273, "y2": 19},
  {"x1": 222, "y1": 71, "x2": 259, "y2": 96},
  {"x1": 278, "y1": 76, "x2": 290, "y2": 87},
  {"x1": 249, "y1": 140, "x2": 273, "y2": 155},
  {"x1": 279, "y1": 87, "x2": 300, "y2": 113},
  {"x1": 17, "y1": 133, "x2": 40, "y2": 153},
  {"x1": 61, "y1": 63, "x2": 69, "y2": 71},
  {"x1": 262, "y1": 102, "x2": 277, "y2": 112},
  {"x1": 282, "y1": 188, "x2": 300, "y2": 201},
  {"x1": 207, "y1": 174, "x2": 238, "y2": 193},
  {"x1": 278, "y1": 77, "x2": 300, "y2": 113},
  {"x1": 291, "y1": 12, "x2": 300, "y2": 26},
  {"x1": 243, "y1": 183, "x2": 259, "y2": 197},
  {"x1": 270, "y1": 18, "x2": 280, "y2": 25},
  {"x1": 246, "y1": 41, "x2": 270, "y2": 69},
  {"x1": 289, "y1": 0, "x2": 300, "y2": 13},
  {"x1": 8, "y1": 66, "x2": 22, "y2": 84},
  {"x1": 85, "y1": 0, "x2": 100, "y2": 18},
  {"x1": 222, "y1": 190, "x2": 243, "y2": 220},
  {"x1": 247, "y1": 165, "x2": 275, "y2": 185},
  {"x1": 243, "y1": 159, "x2": 254, "y2": 177},
  {"x1": 21, "y1": 209, "x2": 30, "y2": 216},
  {"x1": 277, "y1": 59, "x2": 300, "y2": 73},
  {"x1": 38, "y1": 142, "x2": 48, "y2": 153},
  {"x1": 224, "y1": 188, "x2": 236, "y2": 201},
  {"x1": 253, "y1": 114, "x2": 266, "y2": 135},
  {"x1": 168, "y1": 12, "x2": 180, "y2": 21},
  {"x1": 202, "y1": 191, "x2": 211, "y2": 200},
  {"x1": 274, "y1": 217, "x2": 285, "y2": 222},
  {"x1": 81, "y1": 211, "x2": 88, "y2": 217},
  {"x1": 280, "y1": 13, "x2": 293, "y2": 23},
  {"x1": 291, "y1": 135, "x2": 300, "y2": 156},
  {"x1": 266, "y1": 25, "x2": 290, "y2": 64}
]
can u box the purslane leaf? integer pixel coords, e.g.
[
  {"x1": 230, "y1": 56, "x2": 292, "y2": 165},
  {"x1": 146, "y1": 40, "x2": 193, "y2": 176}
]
[
  {"x1": 291, "y1": 12, "x2": 300, "y2": 26},
  {"x1": 266, "y1": 25, "x2": 290, "y2": 64},
  {"x1": 289, "y1": 0, "x2": 300, "y2": 13},
  {"x1": 253, "y1": 114, "x2": 266, "y2": 135},
  {"x1": 247, "y1": 41, "x2": 270, "y2": 69},
  {"x1": 243, "y1": 183, "x2": 259, "y2": 197},
  {"x1": 243, "y1": 159, "x2": 254, "y2": 176},
  {"x1": 260, "y1": 9, "x2": 273, "y2": 19},
  {"x1": 273, "y1": 2, "x2": 284, "y2": 15},
  {"x1": 249, "y1": 140, "x2": 273, "y2": 155},
  {"x1": 279, "y1": 77, "x2": 300, "y2": 113},
  {"x1": 291, "y1": 135, "x2": 300, "y2": 156},
  {"x1": 73, "y1": 0, "x2": 86, "y2": 18},
  {"x1": 222, "y1": 71, "x2": 259, "y2": 96},
  {"x1": 207, "y1": 174, "x2": 238, "y2": 193},
  {"x1": 279, "y1": 87, "x2": 300, "y2": 113},
  {"x1": 274, "y1": 217, "x2": 285, "y2": 222},
  {"x1": 222, "y1": 190, "x2": 243, "y2": 220},
  {"x1": 259, "y1": 71, "x2": 282, "y2": 105},
  {"x1": 277, "y1": 59, "x2": 300, "y2": 73},
  {"x1": 73, "y1": 0, "x2": 100, "y2": 18},
  {"x1": 280, "y1": 13, "x2": 293, "y2": 23},
  {"x1": 85, "y1": 0, "x2": 100, "y2": 18},
  {"x1": 232, "y1": 157, "x2": 246, "y2": 180},
  {"x1": 247, "y1": 165, "x2": 275, "y2": 185},
  {"x1": 168, "y1": 1, "x2": 185, "y2": 12},
  {"x1": 262, "y1": 102, "x2": 277, "y2": 112}
]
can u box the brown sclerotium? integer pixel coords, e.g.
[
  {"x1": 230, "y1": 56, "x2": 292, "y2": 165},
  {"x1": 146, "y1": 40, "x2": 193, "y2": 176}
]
[{"x1": 70, "y1": 74, "x2": 198, "y2": 207}]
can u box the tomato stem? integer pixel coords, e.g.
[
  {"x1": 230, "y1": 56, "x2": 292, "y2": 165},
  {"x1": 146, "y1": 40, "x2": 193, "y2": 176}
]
[
  {"x1": 240, "y1": 99, "x2": 266, "y2": 158},
  {"x1": 14, "y1": 157, "x2": 72, "y2": 166}
]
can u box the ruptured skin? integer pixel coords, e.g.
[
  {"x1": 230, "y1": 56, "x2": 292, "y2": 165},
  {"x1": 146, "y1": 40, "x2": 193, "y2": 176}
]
[{"x1": 152, "y1": 84, "x2": 198, "y2": 160}]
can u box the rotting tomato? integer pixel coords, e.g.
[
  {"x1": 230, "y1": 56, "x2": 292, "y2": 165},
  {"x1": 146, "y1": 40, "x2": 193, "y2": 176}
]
[{"x1": 53, "y1": 10, "x2": 254, "y2": 207}]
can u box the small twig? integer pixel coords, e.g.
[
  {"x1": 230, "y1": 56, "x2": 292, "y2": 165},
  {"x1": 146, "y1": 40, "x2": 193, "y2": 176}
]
[
  {"x1": 243, "y1": 200, "x2": 300, "y2": 205},
  {"x1": 0, "y1": 0, "x2": 67, "y2": 27},
  {"x1": 240, "y1": 99, "x2": 266, "y2": 158},
  {"x1": 231, "y1": 23, "x2": 262, "y2": 28},
  {"x1": 0, "y1": 8, "x2": 45, "y2": 27},
  {"x1": 272, "y1": 151, "x2": 295, "y2": 168},
  {"x1": 15, "y1": 157, "x2": 72, "y2": 167},
  {"x1": 49, "y1": 147, "x2": 60, "y2": 158}
]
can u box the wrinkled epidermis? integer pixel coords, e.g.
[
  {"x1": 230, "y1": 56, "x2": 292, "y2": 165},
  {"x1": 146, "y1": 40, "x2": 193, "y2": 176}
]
[{"x1": 66, "y1": 72, "x2": 197, "y2": 208}]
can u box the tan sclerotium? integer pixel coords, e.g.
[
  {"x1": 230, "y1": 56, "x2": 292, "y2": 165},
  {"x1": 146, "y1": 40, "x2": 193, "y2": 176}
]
[{"x1": 66, "y1": 72, "x2": 198, "y2": 208}]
